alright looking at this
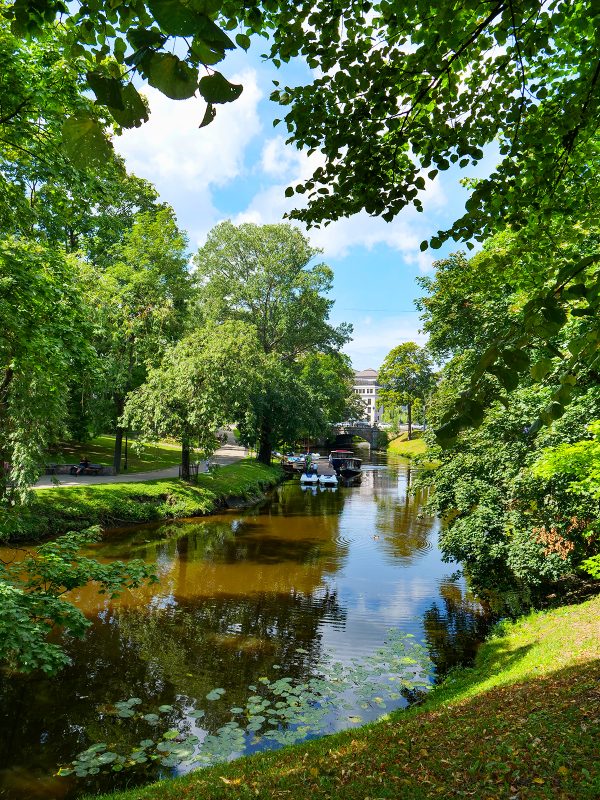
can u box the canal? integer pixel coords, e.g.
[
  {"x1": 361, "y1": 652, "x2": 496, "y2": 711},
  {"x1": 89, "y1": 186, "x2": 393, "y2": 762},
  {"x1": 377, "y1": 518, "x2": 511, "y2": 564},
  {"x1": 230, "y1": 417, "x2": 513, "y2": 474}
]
[{"x1": 0, "y1": 454, "x2": 490, "y2": 799}]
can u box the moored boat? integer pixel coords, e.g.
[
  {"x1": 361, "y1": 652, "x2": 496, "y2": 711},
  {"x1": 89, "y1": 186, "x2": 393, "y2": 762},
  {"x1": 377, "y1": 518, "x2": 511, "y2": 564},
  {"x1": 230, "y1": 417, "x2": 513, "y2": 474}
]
[
  {"x1": 300, "y1": 472, "x2": 319, "y2": 484},
  {"x1": 318, "y1": 472, "x2": 338, "y2": 486},
  {"x1": 328, "y1": 449, "x2": 362, "y2": 479}
]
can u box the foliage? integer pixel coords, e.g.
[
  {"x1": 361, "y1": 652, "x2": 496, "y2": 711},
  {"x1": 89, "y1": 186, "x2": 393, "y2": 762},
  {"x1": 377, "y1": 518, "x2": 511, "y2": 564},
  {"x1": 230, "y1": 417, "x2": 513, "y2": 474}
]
[
  {"x1": 0, "y1": 0, "x2": 273, "y2": 160},
  {"x1": 193, "y1": 222, "x2": 353, "y2": 463},
  {"x1": 0, "y1": 527, "x2": 154, "y2": 673},
  {"x1": 87, "y1": 207, "x2": 191, "y2": 471},
  {"x1": 88, "y1": 595, "x2": 600, "y2": 800},
  {"x1": 531, "y1": 420, "x2": 600, "y2": 579},
  {"x1": 60, "y1": 632, "x2": 431, "y2": 777},
  {"x1": 123, "y1": 321, "x2": 261, "y2": 476},
  {"x1": 267, "y1": 1, "x2": 599, "y2": 240},
  {"x1": 378, "y1": 343, "x2": 435, "y2": 440},
  {"x1": 0, "y1": 460, "x2": 282, "y2": 543},
  {"x1": 421, "y1": 374, "x2": 600, "y2": 598},
  {"x1": 0, "y1": 237, "x2": 92, "y2": 502}
]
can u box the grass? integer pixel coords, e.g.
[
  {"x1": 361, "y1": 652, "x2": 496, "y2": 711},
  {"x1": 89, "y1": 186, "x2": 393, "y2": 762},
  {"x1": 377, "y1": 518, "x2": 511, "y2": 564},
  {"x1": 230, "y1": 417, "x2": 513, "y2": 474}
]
[
  {"x1": 91, "y1": 594, "x2": 600, "y2": 800},
  {"x1": 0, "y1": 460, "x2": 283, "y2": 543},
  {"x1": 388, "y1": 430, "x2": 427, "y2": 458},
  {"x1": 47, "y1": 435, "x2": 184, "y2": 473}
]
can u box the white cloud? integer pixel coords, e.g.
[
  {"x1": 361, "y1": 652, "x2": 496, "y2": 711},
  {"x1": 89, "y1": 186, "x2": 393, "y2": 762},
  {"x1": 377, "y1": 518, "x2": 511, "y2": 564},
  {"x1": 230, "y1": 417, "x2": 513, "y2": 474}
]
[
  {"x1": 114, "y1": 69, "x2": 263, "y2": 247},
  {"x1": 341, "y1": 313, "x2": 427, "y2": 370},
  {"x1": 236, "y1": 134, "x2": 446, "y2": 266}
]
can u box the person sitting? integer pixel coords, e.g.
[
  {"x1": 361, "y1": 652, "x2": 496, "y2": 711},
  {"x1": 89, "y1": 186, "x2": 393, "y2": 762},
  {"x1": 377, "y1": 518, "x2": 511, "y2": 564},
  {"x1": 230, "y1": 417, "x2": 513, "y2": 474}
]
[{"x1": 76, "y1": 456, "x2": 90, "y2": 475}]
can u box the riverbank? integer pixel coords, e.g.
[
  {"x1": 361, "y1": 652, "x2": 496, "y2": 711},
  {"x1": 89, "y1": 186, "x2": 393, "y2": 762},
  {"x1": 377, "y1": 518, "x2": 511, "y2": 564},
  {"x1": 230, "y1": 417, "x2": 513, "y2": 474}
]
[
  {"x1": 388, "y1": 431, "x2": 427, "y2": 458},
  {"x1": 0, "y1": 460, "x2": 283, "y2": 543},
  {"x1": 93, "y1": 594, "x2": 600, "y2": 800}
]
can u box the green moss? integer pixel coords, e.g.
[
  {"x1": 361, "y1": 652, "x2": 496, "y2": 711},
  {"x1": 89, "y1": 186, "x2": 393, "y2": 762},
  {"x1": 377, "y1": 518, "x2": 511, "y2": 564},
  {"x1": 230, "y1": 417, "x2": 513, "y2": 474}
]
[
  {"x1": 0, "y1": 461, "x2": 283, "y2": 543},
  {"x1": 90, "y1": 594, "x2": 600, "y2": 800}
]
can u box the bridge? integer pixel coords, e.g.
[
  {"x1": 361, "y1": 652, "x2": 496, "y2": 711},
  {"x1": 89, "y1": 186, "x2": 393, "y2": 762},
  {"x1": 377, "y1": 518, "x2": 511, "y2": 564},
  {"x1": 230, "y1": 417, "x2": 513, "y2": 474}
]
[{"x1": 331, "y1": 423, "x2": 382, "y2": 448}]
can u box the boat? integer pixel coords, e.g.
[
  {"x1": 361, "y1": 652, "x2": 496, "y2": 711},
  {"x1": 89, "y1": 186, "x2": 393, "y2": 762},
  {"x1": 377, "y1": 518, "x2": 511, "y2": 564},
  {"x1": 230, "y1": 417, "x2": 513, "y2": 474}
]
[
  {"x1": 328, "y1": 449, "x2": 362, "y2": 479},
  {"x1": 318, "y1": 472, "x2": 338, "y2": 486},
  {"x1": 300, "y1": 472, "x2": 319, "y2": 484}
]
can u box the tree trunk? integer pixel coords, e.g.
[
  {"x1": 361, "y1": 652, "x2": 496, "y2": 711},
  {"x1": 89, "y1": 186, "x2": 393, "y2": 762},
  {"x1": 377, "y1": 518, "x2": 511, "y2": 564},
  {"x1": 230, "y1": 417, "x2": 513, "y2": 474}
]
[
  {"x1": 181, "y1": 435, "x2": 191, "y2": 481},
  {"x1": 407, "y1": 401, "x2": 412, "y2": 440},
  {"x1": 113, "y1": 426, "x2": 123, "y2": 474},
  {"x1": 112, "y1": 395, "x2": 125, "y2": 474},
  {"x1": 257, "y1": 418, "x2": 272, "y2": 465}
]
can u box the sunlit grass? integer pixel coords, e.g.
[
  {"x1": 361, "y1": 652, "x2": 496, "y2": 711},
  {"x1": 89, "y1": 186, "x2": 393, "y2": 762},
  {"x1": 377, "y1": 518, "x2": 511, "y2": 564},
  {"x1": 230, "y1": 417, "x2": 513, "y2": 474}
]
[
  {"x1": 1, "y1": 461, "x2": 283, "y2": 543},
  {"x1": 388, "y1": 431, "x2": 427, "y2": 458},
  {"x1": 47, "y1": 435, "x2": 184, "y2": 472}
]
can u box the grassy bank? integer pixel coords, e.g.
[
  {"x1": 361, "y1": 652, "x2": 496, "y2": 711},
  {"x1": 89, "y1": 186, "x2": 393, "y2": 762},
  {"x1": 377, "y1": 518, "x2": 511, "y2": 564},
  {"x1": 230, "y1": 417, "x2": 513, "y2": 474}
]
[
  {"x1": 0, "y1": 461, "x2": 283, "y2": 543},
  {"x1": 388, "y1": 431, "x2": 427, "y2": 458},
  {"x1": 93, "y1": 594, "x2": 600, "y2": 800},
  {"x1": 47, "y1": 435, "x2": 183, "y2": 473}
]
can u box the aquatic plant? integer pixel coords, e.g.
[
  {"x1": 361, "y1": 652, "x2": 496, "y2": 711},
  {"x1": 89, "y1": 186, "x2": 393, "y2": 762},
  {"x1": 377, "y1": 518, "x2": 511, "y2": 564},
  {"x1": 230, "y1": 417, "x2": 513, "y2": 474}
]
[{"x1": 57, "y1": 631, "x2": 431, "y2": 778}]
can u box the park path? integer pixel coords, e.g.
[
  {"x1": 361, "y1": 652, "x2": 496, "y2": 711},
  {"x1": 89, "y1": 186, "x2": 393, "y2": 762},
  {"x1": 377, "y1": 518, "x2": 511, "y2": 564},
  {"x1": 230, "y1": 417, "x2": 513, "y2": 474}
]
[{"x1": 34, "y1": 444, "x2": 248, "y2": 489}]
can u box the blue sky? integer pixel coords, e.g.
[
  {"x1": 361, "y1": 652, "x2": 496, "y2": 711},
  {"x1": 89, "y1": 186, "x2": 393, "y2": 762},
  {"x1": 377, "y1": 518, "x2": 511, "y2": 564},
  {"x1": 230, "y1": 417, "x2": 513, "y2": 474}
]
[{"x1": 115, "y1": 42, "x2": 490, "y2": 369}]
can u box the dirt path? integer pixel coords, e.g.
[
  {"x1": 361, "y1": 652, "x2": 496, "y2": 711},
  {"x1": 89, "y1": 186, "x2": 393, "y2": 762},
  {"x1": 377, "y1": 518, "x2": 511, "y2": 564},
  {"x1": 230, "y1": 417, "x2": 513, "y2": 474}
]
[{"x1": 35, "y1": 444, "x2": 248, "y2": 489}]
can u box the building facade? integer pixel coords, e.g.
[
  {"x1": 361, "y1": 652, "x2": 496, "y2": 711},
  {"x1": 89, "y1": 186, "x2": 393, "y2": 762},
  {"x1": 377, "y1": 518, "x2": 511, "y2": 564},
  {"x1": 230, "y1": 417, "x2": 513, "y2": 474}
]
[{"x1": 353, "y1": 368, "x2": 384, "y2": 424}]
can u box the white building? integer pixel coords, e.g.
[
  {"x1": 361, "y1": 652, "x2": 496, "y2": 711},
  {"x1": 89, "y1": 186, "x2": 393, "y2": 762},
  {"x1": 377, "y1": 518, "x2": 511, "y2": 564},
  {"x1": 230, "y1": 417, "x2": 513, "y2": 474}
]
[{"x1": 353, "y1": 368, "x2": 384, "y2": 424}]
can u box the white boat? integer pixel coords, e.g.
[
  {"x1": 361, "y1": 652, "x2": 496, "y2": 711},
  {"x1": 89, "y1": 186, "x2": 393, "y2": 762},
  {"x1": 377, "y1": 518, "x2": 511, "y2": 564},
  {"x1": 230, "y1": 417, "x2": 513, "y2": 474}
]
[
  {"x1": 318, "y1": 473, "x2": 338, "y2": 486},
  {"x1": 300, "y1": 472, "x2": 319, "y2": 484}
]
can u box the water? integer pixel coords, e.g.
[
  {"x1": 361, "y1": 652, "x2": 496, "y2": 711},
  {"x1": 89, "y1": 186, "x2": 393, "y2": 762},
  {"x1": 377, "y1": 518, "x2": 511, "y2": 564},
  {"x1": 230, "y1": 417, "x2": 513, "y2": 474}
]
[{"x1": 0, "y1": 454, "x2": 490, "y2": 799}]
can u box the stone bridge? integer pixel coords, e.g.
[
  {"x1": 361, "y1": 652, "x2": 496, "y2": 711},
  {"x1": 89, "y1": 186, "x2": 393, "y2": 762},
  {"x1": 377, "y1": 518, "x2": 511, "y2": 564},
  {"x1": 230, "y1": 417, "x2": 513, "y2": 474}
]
[{"x1": 331, "y1": 423, "x2": 381, "y2": 448}]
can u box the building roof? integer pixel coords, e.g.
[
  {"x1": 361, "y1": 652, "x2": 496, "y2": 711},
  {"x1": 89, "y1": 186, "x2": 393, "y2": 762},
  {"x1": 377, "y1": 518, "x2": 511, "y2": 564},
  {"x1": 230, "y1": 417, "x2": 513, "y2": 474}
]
[{"x1": 354, "y1": 368, "x2": 378, "y2": 377}]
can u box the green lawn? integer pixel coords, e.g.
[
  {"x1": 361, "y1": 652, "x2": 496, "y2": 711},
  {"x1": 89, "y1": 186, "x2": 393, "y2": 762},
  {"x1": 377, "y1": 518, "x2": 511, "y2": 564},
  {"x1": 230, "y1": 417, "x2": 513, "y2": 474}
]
[
  {"x1": 91, "y1": 594, "x2": 600, "y2": 800},
  {"x1": 0, "y1": 460, "x2": 283, "y2": 543},
  {"x1": 388, "y1": 431, "x2": 427, "y2": 458},
  {"x1": 47, "y1": 435, "x2": 184, "y2": 472}
]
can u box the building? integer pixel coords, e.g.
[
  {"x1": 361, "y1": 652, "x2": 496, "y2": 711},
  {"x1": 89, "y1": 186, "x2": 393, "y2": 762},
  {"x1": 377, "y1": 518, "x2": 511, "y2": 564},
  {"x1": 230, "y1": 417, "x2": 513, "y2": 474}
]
[{"x1": 353, "y1": 368, "x2": 384, "y2": 424}]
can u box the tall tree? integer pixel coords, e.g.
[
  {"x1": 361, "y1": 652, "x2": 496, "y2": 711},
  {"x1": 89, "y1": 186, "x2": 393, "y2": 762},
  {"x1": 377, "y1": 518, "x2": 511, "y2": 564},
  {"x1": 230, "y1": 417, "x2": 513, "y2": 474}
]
[
  {"x1": 193, "y1": 221, "x2": 351, "y2": 464},
  {"x1": 87, "y1": 207, "x2": 192, "y2": 472},
  {"x1": 123, "y1": 321, "x2": 260, "y2": 479},
  {"x1": 0, "y1": 238, "x2": 91, "y2": 501},
  {"x1": 378, "y1": 343, "x2": 435, "y2": 440}
]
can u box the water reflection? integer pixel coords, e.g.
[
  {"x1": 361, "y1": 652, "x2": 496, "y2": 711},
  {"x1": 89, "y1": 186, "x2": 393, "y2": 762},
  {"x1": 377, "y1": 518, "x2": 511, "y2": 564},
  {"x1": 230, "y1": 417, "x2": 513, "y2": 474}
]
[{"x1": 0, "y1": 456, "x2": 490, "y2": 799}]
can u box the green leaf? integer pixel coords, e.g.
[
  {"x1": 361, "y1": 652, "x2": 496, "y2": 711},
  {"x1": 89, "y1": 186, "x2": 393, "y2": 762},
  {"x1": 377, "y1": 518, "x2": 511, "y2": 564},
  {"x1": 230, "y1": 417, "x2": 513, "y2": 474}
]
[
  {"x1": 108, "y1": 83, "x2": 149, "y2": 129},
  {"x1": 147, "y1": 0, "x2": 203, "y2": 36},
  {"x1": 530, "y1": 358, "x2": 553, "y2": 381},
  {"x1": 146, "y1": 53, "x2": 198, "y2": 100},
  {"x1": 162, "y1": 729, "x2": 180, "y2": 740},
  {"x1": 86, "y1": 72, "x2": 124, "y2": 110},
  {"x1": 236, "y1": 32, "x2": 251, "y2": 50},
  {"x1": 62, "y1": 113, "x2": 114, "y2": 170},
  {"x1": 198, "y1": 72, "x2": 243, "y2": 104},
  {"x1": 199, "y1": 102, "x2": 216, "y2": 128}
]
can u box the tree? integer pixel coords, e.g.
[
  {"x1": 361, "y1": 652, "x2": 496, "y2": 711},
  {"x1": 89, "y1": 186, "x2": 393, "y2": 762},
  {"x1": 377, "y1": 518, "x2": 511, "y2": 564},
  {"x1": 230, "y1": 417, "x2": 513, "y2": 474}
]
[
  {"x1": 123, "y1": 321, "x2": 260, "y2": 479},
  {"x1": 193, "y1": 221, "x2": 351, "y2": 464},
  {"x1": 378, "y1": 343, "x2": 434, "y2": 440},
  {"x1": 0, "y1": 527, "x2": 154, "y2": 674},
  {"x1": 414, "y1": 229, "x2": 600, "y2": 601},
  {"x1": 0, "y1": 238, "x2": 92, "y2": 501},
  {"x1": 87, "y1": 207, "x2": 192, "y2": 472}
]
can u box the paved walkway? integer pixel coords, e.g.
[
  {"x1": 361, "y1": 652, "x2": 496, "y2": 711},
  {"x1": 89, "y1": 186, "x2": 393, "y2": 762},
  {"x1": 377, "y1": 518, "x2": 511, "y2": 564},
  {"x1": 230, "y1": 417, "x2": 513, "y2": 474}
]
[{"x1": 35, "y1": 444, "x2": 248, "y2": 489}]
